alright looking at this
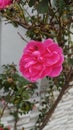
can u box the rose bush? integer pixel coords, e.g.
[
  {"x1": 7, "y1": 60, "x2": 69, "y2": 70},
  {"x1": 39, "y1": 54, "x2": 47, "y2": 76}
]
[
  {"x1": 19, "y1": 39, "x2": 64, "y2": 82},
  {"x1": 0, "y1": 0, "x2": 73, "y2": 129}
]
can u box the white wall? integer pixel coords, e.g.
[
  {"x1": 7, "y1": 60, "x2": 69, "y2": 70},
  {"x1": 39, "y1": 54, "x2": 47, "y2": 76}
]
[{"x1": 1, "y1": 20, "x2": 27, "y2": 67}]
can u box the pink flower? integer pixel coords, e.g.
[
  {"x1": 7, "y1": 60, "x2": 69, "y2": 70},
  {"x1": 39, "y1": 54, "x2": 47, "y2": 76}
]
[
  {"x1": 0, "y1": 0, "x2": 12, "y2": 10},
  {"x1": 43, "y1": 39, "x2": 64, "y2": 77},
  {"x1": 19, "y1": 40, "x2": 45, "y2": 82},
  {"x1": 19, "y1": 39, "x2": 64, "y2": 82},
  {"x1": 0, "y1": 128, "x2": 4, "y2": 130}
]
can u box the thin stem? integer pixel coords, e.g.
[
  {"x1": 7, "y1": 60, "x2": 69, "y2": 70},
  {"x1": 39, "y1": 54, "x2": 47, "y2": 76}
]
[
  {"x1": 63, "y1": 27, "x2": 73, "y2": 35},
  {"x1": 0, "y1": 13, "x2": 30, "y2": 29},
  {"x1": 0, "y1": 103, "x2": 8, "y2": 119},
  {"x1": 24, "y1": 8, "x2": 31, "y2": 18},
  {"x1": 39, "y1": 84, "x2": 69, "y2": 129},
  {"x1": 17, "y1": 32, "x2": 28, "y2": 42},
  {"x1": 68, "y1": 52, "x2": 73, "y2": 56},
  {"x1": 14, "y1": 108, "x2": 19, "y2": 130}
]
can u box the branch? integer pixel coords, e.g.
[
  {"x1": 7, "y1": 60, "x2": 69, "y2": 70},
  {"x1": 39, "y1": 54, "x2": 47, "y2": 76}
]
[
  {"x1": 39, "y1": 68, "x2": 72, "y2": 130},
  {"x1": 64, "y1": 27, "x2": 73, "y2": 35},
  {"x1": 0, "y1": 103, "x2": 8, "y2": 118},
  {"x1": 0, "y1": 13, "x2": 30, "y2": 29}
]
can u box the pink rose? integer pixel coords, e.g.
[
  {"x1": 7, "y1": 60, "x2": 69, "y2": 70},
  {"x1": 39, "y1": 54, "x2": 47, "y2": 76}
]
[
  {"x1": 43, "y1": 39, "x2": 64, "y2": 77},
  {"x1": 0, "y1": 0, "x2": 12, "y2": 10},
  {"x1": 19, "y1": 40, "x2": 45, "y2": 82},
  {"x1": 0, "y1": 128, "x2": 4, "y2": 130},
  {"x1": 19, "y1": 39, "x2": 64, "y2": 82}
]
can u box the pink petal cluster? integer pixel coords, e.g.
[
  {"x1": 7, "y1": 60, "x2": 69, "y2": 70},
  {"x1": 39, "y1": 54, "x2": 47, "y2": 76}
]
[
  {"x1": 0, "y1": 0, "x2": 12, "y2": 10},
  {"x1": 0, "y1": 127, "x2": 10, "y2": 130},
  {"x1": 0, "y1": 128, "x2": 4, "y2": 130},
  {"x1": 19, "y1": 39, "x2": 64, "y2": 82}
]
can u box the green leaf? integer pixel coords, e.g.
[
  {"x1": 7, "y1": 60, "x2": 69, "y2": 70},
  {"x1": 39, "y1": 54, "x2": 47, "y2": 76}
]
[
  {"x1": 68, "y1": 58, "x2": 73, "y2": 65},
  {"x1": 22, "y1": 91, "x2": 30, "y2": 99},
  {"x1": 54, "y1": 0, "x2": 66, "y2": 15},
  {"x1": 29, "y1": 0, "x2": 35, "y2": 7},
  {"x1": 37, "y1": 0, "x2": 49, "y2": 14},
  {"x1": 4, "y1": 128, "x2": 9, "y2": 130}
]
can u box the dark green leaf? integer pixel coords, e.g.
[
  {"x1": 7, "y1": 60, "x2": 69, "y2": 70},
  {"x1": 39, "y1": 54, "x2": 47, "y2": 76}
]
[
  {"x1": 54, "y1": 0, "x2": 66, "y2": 15},
  {"x1": 4, "y1": 128, "x2": 9, "y2": 130},
  {"x1": 29, "y1": 0, "x2": 35, "y2": 7},
  {"x1": 37, "y1": 0, "x2": 49, "y2": 14},
  {"x1": 68, "y1": 58, "x2": 73, "y2": 65}
]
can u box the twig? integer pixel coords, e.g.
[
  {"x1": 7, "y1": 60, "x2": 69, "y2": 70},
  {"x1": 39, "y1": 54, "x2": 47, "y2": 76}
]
[
  {"x1": 0, "y1": 13, "x2": 30, "y2": 29},
  {"x1": 68, "y1": 52, "x2": 73, "y2": 56},
  {"x1": 39, "y1": 84, "x2": 70, "y2": 129},
  {"x1": 63, "y1": 27, "x2": 73, "y2": 35},
  {"x1": 0, "y1": 103, "x2": 8, "y2": 118},
  {"x1": 24, "y1": 8, "x2": 31, "y2": 18},
  {"x1": 17, "y1": 32, "x2": 28, "y2": 42}
]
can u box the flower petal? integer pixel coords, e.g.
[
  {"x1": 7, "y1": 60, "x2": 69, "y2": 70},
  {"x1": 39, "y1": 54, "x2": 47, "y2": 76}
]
[
  {"x1": 48, "y1": 66, "x2": 63, "y2": 77},
  {"x1": 46, "y1": 52, "x2": 60, "y2": 66}
]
